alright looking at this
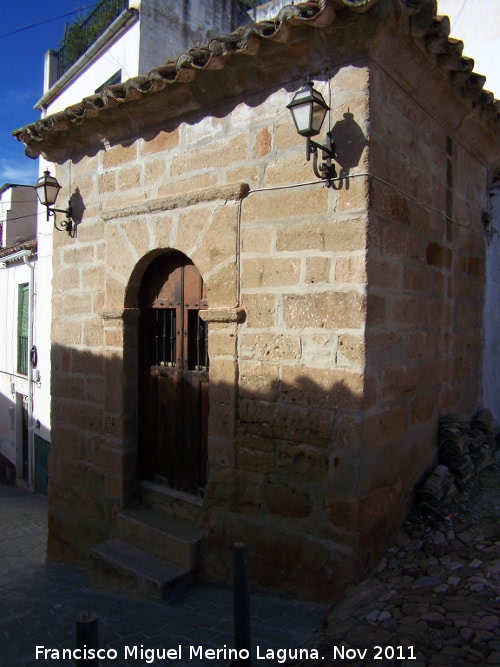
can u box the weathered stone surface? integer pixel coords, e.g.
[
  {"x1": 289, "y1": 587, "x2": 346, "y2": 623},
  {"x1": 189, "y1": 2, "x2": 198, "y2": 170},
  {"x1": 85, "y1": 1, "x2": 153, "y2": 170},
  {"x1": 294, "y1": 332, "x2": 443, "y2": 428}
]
[
  {"x1": 325, "y1": 492, "x2": 359, "y2": 532},
  {"x1": 43, "y1": 9, "x2": 491, "y2": 606},
  {"x1": 293, "y1": 467, "x2": 500, "y2": 661},
  {"x1": 242, "y1": 257, "x2": 301, "y2": 287},
  {"x1": 240, "y1": 333, "x2": 301, "y2": 361},
  {"x1": 277, "y1": 442, "x2": 328, "y2": 481},
  {"x1": 305, "y1": 256, "x2": 332, "y2": 284},
  {"x1": 239, "y1": 362, "x2": 279, "y2": 401},
  {"x1": 283, "y1": 291, "x2": 366, "y2": 330},
  {"x1": 242, "y1": 187, "x2": 329, "y2": 223},
  {"x1": 239, "y1": 399, "x2": 334, "y2": 449},
  {"x1": 277, "y1": 218, "x2": 367, "y2": 253},
  {"x1": 240, "y1": 293, "x2": 276, "y2": 328},
  {"x1": 280, "y1": 366, "x2": 364, "y2": 410},
  {"x1": 262, "y1": 483, "x2": 313, "y2": 518},
  {"x1": 102, "y1": 182, "x2": 250, "y2": 221}
]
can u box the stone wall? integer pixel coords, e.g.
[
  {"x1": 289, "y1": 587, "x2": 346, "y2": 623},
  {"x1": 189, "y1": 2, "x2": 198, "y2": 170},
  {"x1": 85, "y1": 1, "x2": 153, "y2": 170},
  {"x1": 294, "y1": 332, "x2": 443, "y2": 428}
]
[
  {"x1": 46, "y1": 18, "x2": 491, "y2": 599},
  {"x1": 360, "y1": 33, "x2": 489, "y2": 559},
  {"x1": 47, "y1": 62, "x2": 373, "y2": 597},
  {"x1": 484, "y1": 185, "x2": 500, "y2": 430},
  {"x1": 201, "y1": 65, "x2": 371, "y2": 597}
]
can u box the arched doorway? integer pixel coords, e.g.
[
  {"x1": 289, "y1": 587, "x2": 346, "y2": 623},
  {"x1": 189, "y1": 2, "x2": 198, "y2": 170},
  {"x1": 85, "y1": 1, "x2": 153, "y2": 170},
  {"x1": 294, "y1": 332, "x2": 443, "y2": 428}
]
[{"x1": 138, "y1": 252, "x2": 209, "y2": 495}]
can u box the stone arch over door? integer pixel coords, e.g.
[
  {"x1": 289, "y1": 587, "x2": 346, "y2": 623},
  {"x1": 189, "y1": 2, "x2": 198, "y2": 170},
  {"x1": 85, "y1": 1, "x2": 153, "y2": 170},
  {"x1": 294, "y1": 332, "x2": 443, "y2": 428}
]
[
  {"x1": 101, "y1": 188, "x2": 247, "y2": 507},
  {"x1": 137, "y1": 251, "x2": 209, "y2": 495}
]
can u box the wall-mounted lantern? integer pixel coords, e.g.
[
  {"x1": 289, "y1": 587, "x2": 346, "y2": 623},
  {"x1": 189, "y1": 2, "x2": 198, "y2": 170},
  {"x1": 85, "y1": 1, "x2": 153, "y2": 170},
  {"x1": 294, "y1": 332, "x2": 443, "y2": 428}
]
[
  {"x1": 287, "y1": 81, "x2": 337, "y2": 181},
  {"x1": 35, "y1": 170, "x2": 73, "y2": 236}
]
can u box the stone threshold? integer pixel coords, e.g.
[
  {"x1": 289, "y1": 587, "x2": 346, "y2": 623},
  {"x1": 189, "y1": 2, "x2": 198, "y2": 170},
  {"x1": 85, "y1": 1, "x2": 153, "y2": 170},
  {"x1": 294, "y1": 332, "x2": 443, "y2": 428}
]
[{"x1": 139, "y1": 479, "x2": 204, "y2": 507}]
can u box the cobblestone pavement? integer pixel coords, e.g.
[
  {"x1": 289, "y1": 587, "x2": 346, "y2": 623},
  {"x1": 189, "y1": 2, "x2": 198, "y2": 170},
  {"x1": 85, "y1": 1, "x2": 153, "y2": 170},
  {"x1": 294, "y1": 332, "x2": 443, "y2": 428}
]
[
  {"x1": 2, "y1": 466, "x2": 499, "y2": 667},
  {"x1": 0, "y1": 484, "x2": 327, "y2": 667},
  {"x1": 292, "y1": 466, "x2": 500, "y2": 667}
]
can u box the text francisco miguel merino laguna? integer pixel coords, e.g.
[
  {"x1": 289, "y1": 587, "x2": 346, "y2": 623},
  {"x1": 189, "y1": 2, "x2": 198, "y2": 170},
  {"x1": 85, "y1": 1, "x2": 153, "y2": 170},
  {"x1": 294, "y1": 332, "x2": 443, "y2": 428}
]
[{"x1": 35, "y1": 645, "x2": 322, "y2": 663}]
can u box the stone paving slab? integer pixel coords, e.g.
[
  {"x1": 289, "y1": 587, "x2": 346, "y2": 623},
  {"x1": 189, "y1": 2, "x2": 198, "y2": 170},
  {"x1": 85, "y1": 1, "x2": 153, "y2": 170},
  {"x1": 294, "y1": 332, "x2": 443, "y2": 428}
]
[
  {"x1": 0, "y1": 484, "x2": 327, "y2": 667},
  {"x1": 289, "y1": 466, "x2": 500, "y2": 667},
  {"x1": 6, "y1": 468, "x2": 499, "y2": 667}
]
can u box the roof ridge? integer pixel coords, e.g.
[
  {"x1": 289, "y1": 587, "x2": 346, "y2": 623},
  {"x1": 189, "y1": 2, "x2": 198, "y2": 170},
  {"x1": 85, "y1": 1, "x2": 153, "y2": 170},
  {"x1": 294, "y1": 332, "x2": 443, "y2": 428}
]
[{"x1": 13, "y1": 0, "x2": 499, "y2": 161}]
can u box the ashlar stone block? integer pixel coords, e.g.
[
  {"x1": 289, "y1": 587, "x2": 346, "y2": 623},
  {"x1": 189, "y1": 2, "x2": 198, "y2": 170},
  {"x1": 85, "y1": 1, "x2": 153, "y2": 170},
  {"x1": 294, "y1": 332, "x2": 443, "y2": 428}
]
[
  {"x1": 239, "y1": 362, "x2": 280, "y2": 401},
  {"x1": 281, "y1": 366, "x2": 364, "y2": 411},
  {"x1": 240, "y1": 333, "x2": 301, "y2": 361},
  {"x1": 277, "y1": 441, "x2": 328, "y2": 482},
  {"x1": 240, "y1": 293, "x2": 277, "y2": 328},
  {"x1": 263, "y1": 483, "x2": 313, "y2": 519},
  {"x1": 242, "y1": 257, "x2": 301, "y2": 288},
  {"x1": 283, "y1": 290, "x2": 366, "y2": 330}
]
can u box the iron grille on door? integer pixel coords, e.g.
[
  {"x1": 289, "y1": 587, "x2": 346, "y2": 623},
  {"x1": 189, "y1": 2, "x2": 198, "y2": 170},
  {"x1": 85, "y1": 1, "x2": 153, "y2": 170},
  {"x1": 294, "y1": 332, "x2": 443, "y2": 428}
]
[
  {"x1": 153, "y1": 308, "x2": 176, "y2": 366},
  {"x1": 187, "y1": 311, "x2": 209, "y2": 371}
]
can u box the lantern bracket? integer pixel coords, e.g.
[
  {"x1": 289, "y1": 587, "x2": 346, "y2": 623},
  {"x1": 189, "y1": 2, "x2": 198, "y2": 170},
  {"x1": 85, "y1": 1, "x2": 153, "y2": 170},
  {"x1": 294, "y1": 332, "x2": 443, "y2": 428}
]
[
  {"x1": 307, "y1": 134, "x2": 337, "y2": 181},
  {"x1": 47, "y1": 203, "x2": 74, "y2": 236}
]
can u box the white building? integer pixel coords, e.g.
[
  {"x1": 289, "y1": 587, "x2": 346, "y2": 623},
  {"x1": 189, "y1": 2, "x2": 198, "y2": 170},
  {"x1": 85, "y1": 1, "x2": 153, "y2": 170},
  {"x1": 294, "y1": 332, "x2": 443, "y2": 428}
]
[
  {"x1": 36, "y1": 0, "x2": 258, "y2": 116},
  {"x1": 0, "y1": 184, "x2": 51, "y2": 492}
]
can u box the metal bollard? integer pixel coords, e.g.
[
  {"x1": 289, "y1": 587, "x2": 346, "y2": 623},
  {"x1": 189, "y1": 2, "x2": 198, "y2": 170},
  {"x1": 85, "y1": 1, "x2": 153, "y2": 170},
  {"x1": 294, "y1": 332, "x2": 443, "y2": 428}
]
[
  {"x1": 75, "y1": 611, "x2": 99, "y2": 667},
  {"x1": 233, "y1": 542, "x2": 251, "y2": 666}
]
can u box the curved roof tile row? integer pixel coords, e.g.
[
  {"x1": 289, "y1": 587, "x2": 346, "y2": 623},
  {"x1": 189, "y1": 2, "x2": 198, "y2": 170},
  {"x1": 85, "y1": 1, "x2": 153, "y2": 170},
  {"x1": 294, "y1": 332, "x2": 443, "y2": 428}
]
[{"x1": 13, "y1": 0, "x2": 499, "y2": 155}]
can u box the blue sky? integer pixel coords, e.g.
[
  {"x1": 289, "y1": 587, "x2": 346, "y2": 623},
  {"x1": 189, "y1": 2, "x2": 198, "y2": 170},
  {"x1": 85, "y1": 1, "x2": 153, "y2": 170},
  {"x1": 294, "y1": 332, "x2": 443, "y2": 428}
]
[{"x1": 0, "y1": 2, "x2": 97, "y2": 186}]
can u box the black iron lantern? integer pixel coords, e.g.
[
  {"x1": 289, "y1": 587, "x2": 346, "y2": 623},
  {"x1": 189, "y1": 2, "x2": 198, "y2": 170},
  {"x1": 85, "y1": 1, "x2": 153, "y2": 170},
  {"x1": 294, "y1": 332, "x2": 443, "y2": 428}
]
[
  {"x1": 287, "y1": 81, "x2": 330, "y2": 137},
  {"x1": 35, "y1": 170, "x2": 73, "y2": 235},
  {"x1": 35, "y1": 170, "x2": 61, "y2": 207},
  {"x1": 287, "y1": 81, "x2": 337, "y2": 182}
]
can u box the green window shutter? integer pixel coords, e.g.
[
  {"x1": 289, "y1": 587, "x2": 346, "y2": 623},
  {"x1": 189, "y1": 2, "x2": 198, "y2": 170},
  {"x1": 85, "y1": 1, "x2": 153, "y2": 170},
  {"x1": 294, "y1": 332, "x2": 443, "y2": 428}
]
[{"x1": 17, "y1": 283, "x2": 29, "y2": 375}]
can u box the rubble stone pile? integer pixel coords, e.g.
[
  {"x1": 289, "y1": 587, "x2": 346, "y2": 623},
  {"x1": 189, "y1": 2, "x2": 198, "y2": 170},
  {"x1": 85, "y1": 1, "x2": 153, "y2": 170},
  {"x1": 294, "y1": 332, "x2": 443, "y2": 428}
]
[{"x1": 417, "y1": 409, "x2": 496, "y2": 516}]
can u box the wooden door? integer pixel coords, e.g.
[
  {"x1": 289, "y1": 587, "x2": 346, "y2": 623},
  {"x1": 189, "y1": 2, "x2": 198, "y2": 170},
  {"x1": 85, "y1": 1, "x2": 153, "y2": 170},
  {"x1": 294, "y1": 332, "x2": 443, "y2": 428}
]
[{"x1": 138, "y1": 253, "x2": 209, "y2": 494}]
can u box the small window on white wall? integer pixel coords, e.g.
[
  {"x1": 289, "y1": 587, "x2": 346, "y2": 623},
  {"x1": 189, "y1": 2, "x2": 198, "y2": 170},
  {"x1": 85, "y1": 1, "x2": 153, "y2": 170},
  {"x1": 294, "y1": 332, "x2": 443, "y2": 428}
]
[
  {"x1": 17, "y1": 284, "x2": 29, "y2": 376},
  {"x1": 95, "y1": 69, "x2": 121, "y2": 94}
]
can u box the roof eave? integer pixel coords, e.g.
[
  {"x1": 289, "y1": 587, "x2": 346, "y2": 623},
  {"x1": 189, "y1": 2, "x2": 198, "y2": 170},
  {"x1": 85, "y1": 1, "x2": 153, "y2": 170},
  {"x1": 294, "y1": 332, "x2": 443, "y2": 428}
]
[{"x1": 12, "y1": 0, "x2": 500, "y2": 173}]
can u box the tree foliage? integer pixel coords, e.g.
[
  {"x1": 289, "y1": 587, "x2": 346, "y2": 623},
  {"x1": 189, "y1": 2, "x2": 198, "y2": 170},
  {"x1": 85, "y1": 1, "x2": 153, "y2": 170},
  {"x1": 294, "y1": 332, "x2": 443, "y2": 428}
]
[{"x1": 59, "y1": 0, "x2": 124, "y2": 75}]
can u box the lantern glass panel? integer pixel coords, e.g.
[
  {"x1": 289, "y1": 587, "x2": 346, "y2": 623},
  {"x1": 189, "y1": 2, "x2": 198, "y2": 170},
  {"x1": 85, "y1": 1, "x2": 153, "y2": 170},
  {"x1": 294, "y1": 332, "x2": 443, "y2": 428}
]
[
  {"x1": 291, "y1": 102, "x2": 313, "y2": 136},
  {"x1": 35, "y1": 171, "x2": 61, "y2": 207},
  {"x1": 311, "y1": 101, "x2": 328, "y2": 135},
  {"x1": 287, "y1": 82, "x2": 330, "y2": 137}
]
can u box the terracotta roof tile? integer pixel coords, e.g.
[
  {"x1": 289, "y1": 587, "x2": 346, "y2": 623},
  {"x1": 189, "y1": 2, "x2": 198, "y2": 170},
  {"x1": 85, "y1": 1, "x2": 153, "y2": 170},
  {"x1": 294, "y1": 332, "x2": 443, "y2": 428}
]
[
  {"x1": 12, "y1": 0, "x2": 499, "y2": 160},
  {"x1": 0, "y1": 239, "x2": 36, "y2": 260}
]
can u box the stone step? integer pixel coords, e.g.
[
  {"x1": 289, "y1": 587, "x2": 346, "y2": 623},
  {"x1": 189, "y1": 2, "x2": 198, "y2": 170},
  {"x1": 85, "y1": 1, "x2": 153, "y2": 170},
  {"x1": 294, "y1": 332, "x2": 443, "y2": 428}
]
[
  {"x1": 89, "y1": 539, "x2": 192, "y2": 601},
  {"x1": 116, "y1": 507, "x2": 202, "y2": 570}
]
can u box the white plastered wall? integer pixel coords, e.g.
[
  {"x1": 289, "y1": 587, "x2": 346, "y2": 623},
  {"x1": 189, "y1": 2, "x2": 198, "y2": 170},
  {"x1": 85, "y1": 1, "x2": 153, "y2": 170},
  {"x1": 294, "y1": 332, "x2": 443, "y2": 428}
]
[
  {"x1": 0, "y1": 261, "x2": 30, "y2": 468},
  {"x1": 43, "y1": 22, "x2": 141, "y2": 115},
  {"x1": 32, "y1": 161, "x2": 54, "y2": 447},
  {"x1": 0, "y1": 180, "x2": 52, "y2": 484},
  {"x1": 438, "y1": 0, "x2": 500, "y2": 98}
]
